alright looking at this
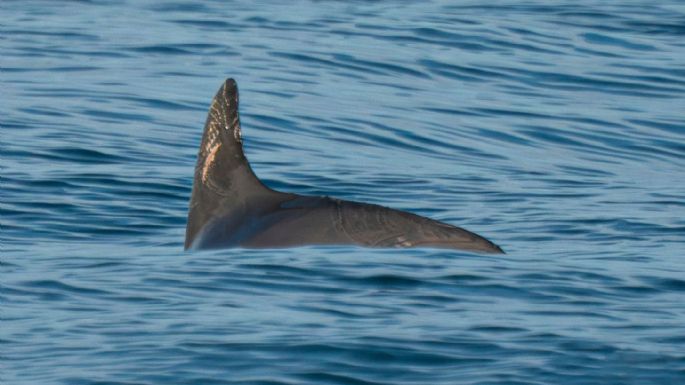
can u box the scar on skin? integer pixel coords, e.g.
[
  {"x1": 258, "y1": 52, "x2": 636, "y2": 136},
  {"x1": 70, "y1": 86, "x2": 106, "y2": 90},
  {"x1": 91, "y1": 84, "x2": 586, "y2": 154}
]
[{"x1": 202, "y1": 143, "x2": 220, "y2": 184}]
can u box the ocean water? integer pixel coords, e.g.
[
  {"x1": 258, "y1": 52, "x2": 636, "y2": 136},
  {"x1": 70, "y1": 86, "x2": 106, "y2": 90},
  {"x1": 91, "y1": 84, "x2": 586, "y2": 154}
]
[{"x1": 2, "y1": 1, "x2": 685, "y2": 384}]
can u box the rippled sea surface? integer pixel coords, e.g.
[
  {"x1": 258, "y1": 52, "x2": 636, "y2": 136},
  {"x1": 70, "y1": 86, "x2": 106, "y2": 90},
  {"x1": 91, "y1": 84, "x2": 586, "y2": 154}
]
[{"x1": 3, "y1": 1, "x2": 685, "y2": 384}]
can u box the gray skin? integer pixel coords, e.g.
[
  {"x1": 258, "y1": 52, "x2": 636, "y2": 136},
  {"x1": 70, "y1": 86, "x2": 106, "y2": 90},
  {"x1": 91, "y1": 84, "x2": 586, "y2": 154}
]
[{"x1": 185, "y1": 79, "x2": 503, "y2": 253}]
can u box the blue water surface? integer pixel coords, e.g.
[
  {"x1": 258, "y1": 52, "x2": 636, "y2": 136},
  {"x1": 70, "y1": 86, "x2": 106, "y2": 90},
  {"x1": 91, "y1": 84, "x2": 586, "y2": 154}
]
[{"x1": 3, "y1": 1, "x2": 685, "y2": 384}]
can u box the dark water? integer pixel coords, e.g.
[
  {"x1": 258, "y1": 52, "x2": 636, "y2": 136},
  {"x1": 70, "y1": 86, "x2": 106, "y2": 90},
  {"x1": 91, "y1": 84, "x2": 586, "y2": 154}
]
[{"x1": 3, "y1": 1, "x2": 685, "y2": 384}]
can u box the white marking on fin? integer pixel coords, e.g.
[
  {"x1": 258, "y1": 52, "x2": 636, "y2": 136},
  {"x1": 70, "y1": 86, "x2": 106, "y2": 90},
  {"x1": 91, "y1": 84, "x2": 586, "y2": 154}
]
[{"x1": 202, "y1": 143, "x2": 220, "y2": 184}]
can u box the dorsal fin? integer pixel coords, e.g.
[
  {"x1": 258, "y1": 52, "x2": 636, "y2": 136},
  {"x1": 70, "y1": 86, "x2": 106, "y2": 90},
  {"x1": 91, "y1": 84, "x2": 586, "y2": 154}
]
[{"x1": 185, "y1": 79, "x2": 275, "y2": 249}]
